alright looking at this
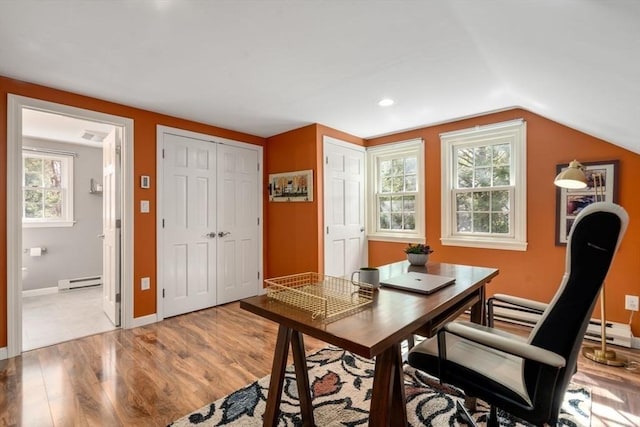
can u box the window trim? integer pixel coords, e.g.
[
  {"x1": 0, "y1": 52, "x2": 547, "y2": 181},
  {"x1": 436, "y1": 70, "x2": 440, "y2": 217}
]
[
  {"x1": 440, "y1": 119, "x2": 527, "y2": 251},
  {"x1": 22, "y1": 150, "x2": 75, "y2": 228},
  {"x1": 367, "y1": 138, "x2": 425, "y2": 243}
]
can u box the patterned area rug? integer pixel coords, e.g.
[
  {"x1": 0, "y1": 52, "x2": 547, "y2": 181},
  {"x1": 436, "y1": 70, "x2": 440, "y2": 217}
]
[{"x1": 170, "y1": 346, "x2": 590, "y2": 426}]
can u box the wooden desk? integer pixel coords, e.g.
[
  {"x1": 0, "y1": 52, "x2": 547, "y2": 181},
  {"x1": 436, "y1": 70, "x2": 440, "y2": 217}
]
[{"x1": 240, "y1": 261, "x2": 498, "y2": 426}]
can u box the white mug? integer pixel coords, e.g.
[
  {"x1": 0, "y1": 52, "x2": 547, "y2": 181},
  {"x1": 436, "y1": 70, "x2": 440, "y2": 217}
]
[{"x1": 351, "y1": 267, "x2": 380, "y2": 289}]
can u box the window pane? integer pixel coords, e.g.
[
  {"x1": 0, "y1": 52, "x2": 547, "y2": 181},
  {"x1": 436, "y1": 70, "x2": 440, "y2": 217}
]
[
  {"x1": 404, "y1": 175, "x2": 416, "y2": 191},
  {"x1": 24, "y1": 157, "x2": 42, "y2": 173},
  {"x1": 403, "y1": 196, "x2": 415, "y2": 212},
  {"x1": 381, "y1": 177, "x2": 392, "y2": 193},
  {"x1": 492, "y1": 144, "x2": 510, "y2": 165},
  {"x1": 456, "y1": 193, "x2": 472, "y2": 211},
  {"x1": 457, "y1": 212, "x2": 472, "y2": 232},
  {"x1": 391, "y1": 158, "x2": 404, "y2": 174},
  {"x1": 473, "y1": 213, "x2": 490, "y2": 232},
  {"x1": 392, "y1": 176, "x2": 404, "y2": 192},
  {"x1": 403, "y1": 213, "x2": 415, "y2": 230},
  {"x1": 379, "y1": 213, "x2": 390, "y2": 230},
  {"x1": 391, "y1": 213, "x2": 403, "y2": 229},
  {"x1": 391, "y1": 196, "x2": 402, "y2": 212},
  {"x1": 24, "y1": 189, "x2": 43, "y2": 218},
  {"x1": 457, "y1": 166, "x2": 473, "y2": 188},
  {"x1": 44, "y1": 190, "x2": 62, "y2": 218},
  {"x1": 473, "y1": 192, "x2": 490, "y2": 211},
  {"x1": 24, "y1": 172, "x2": 42, "y2": 187},
  {"x1": 379, "y1": 196, "x2": 391, "y2": 212},
  {"x1": 379, "y1": 160, "x2": 392, "y2": 177},
  {"x1": 491, "y1": 213, "x2": 510, "y2": 234},
  {"x1": 44, "y1": 159, "x2": 62, "y2": 188},
  {"x1": 493, "y1": 166, "x2": 510, "y2": 186},
  {"x1": 456, "y1": 147, "x2": 473, "y2": 168},
  {"x1": 474, "y1": 146, "x2": 491, "y2": 167},
  {"x1": 405, "y1": 157, "x2": 417, "y2": 174},
  {"x1": 491, "y1": 190, "x2": 510, "y2": 212},
  {"x1": 475, "y1": 167, "x2": 491, "y2": 187}
]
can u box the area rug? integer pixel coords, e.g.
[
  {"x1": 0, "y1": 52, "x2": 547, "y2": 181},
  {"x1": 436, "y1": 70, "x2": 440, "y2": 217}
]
[{"x1": 169, "y1": 346, "x2": 590, "y2": 426}]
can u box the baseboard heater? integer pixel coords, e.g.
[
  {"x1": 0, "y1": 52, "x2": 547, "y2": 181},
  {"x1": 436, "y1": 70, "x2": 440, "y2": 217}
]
[
  {"x1": 58, "y1": 275, "x2": 102, "y2": 290},
  {"x1": 491, "y1": 305, "x2": 632, "y2": 348}
]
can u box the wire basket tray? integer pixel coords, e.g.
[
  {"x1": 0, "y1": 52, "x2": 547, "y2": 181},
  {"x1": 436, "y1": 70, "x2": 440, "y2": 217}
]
[{"x1": 265, "y1": 272, "x2": 374, "y2": 321}]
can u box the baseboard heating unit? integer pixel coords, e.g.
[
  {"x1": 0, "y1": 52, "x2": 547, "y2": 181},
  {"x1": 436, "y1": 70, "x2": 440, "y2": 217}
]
[
  {"x1": 491, "y1": 305, "x2": 632, "y2": 348},
  {"x1": 58, "y1": 275, "x2": 102, "y2": 291}
]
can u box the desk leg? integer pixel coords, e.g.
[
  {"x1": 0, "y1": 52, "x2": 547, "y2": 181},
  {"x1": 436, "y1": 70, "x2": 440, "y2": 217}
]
[
  {"x1": 264, "y1": 325, "x2": 292, "y2": 427},
  {"x1": 291, "y1": 331, "x2": 314, "y2": 427},
  {"x1": 369, "y1": 343, "x2": 407, "y2": 427},
  {"x1": 470, "y1": 284, "x2": 487, "y2": 325}
]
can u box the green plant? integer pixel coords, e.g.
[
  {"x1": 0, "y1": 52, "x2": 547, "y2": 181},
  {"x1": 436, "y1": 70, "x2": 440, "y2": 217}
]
[{"x1": 404, "y1": 243, "x2": 433, "y2": 254}]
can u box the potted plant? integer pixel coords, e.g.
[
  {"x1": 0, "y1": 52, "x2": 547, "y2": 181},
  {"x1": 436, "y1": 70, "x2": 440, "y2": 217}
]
[{"x1": 404, "y1": 243, "x2": 433, "y2": 266}]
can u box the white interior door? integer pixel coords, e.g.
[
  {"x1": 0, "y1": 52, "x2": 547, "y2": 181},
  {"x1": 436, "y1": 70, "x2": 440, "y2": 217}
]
[
  {"x1": 323, "y1": 137, "x2": 366, "y2": 277},
  {"x1": 162, "y1": 133, "x2": 217, "y2": 317},
  {"x1": 216, "y1": 144, "x2": 260, "y2": 304},
  {"x1": 102, "y1": 128, "x2": 121, "y2": 326}
]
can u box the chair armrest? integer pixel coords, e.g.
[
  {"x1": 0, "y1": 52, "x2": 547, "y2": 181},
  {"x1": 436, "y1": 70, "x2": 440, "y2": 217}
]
[
  {"x1": 442, "y1": 322, "x2": 566, "y2": 368},
  {"x1": 490, "y1": 294, "x2": 548, "y2": 312}
]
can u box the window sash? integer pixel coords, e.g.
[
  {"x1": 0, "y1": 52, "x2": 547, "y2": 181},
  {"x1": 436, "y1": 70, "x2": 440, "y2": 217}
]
[{"x1": 452, "y1": 187, "x2": 515, "y2": 238}]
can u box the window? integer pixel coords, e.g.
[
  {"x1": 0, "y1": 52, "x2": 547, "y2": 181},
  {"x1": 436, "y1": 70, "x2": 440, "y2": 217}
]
[
  {"x1": 367, "y1": 139, "x2": 424, "y2": 242},
  {"x1": 22, "y1": 151, "x2": 75, "y2": 227},
  {"x1": 441, "y1": 119, "x2": 527, "y2": 251}
]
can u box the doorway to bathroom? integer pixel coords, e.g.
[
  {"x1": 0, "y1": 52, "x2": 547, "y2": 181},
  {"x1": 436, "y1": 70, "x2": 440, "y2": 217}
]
[{"x1": 6, "y1": 95, "x2": 134, "y2": 357}]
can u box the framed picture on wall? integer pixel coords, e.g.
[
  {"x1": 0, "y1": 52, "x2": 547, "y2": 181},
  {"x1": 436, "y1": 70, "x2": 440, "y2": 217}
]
[
  {"x1": 268, "y1": 169, "x2": 313, "y2": 202},
  {"x1": 555, "y1": 160, "x2": 619, "y2": 245}
]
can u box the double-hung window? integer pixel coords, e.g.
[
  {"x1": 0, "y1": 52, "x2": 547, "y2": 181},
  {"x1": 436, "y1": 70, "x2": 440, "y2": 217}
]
[
  {"x1": 441, "y1": 119, "x2": 527, "y2": 250},
  {"x1": 367, "y1": 139, "x2": 424, "y2": 242},
  {"x1": 22, "y1": 150, "x2": 75, "y2": 227}
]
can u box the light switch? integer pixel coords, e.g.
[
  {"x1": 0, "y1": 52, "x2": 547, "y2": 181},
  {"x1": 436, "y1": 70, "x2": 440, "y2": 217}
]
[
  {"x1": 140, "y1": 200, "x2": 150, "y2": 213},
  {"x1": 141, "y1": 277, "x2": 150, "y2": 290}
]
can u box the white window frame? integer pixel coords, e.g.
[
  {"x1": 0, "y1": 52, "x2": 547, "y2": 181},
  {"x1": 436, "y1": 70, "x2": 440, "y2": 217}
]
[
  {"x1": 367, "y1": 138, "x2": 425, "y2": 243},
  {"x1": 22, "y1": 151, "x2": 75, "y2": 228},
  {"x1": 441, "y1": 119, "x2": 527, "y2": 251}
]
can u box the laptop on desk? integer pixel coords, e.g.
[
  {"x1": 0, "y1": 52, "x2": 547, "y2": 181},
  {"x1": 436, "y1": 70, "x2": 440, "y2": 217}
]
[{"x1": 380, "y1": 272, "x2": 456, "y2": 295}]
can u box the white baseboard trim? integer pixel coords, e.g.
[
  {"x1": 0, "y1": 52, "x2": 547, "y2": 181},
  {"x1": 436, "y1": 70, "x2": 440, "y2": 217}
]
[
  {"x1": 22, "y1": 286, "x2": 58, "y2": 298},
  {"x1": 0, "y1": 347, "x2": 8, "y2": 360},
  {"x1": 130, "y1": 313, "x2": 158, "y2": 329},
  {"x1": 631, "y1": 337, "x2": 640, "y2": 349}
]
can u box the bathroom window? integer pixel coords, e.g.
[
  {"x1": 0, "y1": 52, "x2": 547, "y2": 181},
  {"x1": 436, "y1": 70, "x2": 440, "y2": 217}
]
[{"x1": 22, "y1": 151, "x2": 75, "y2": 227}]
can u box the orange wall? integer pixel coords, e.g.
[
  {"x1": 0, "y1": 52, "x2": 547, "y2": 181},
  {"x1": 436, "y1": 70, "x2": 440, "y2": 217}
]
[
  {"x1": 0, "y1": 76, "x2": 265, "y2": 347},
  {"x1": 367, "y1": 109, "x2": 640, "y2": 335},
  {"x1": 264, "y1": 124, "x2": 364, "y2": 279}
]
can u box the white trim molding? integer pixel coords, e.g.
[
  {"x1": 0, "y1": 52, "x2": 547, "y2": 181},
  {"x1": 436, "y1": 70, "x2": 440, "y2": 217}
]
[{"x1": 440, "y1": 119, "x2": 527, "y2": 251}]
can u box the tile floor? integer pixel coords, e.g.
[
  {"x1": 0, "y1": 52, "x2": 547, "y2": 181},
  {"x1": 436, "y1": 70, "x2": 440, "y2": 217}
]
[{"x1": 22, "y1": 285, "x2": 117, "y2": 351}]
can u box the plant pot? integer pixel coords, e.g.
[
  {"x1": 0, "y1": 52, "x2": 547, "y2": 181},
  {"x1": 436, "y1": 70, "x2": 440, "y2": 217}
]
[{"x1": 407, "y1": 253, "x2": 428, "y2": 266}]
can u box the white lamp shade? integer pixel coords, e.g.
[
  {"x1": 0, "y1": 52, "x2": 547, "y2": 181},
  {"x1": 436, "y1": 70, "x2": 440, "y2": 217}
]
[{"x1": 554, "y1": 160, "x2": 587, "y2": 189}]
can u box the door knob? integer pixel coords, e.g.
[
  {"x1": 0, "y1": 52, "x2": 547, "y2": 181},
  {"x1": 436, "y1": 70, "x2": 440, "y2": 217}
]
[
  {"x1": 218, "y1": 231, "x2": 231, "y2": 237},
  {"x1": 360, "y1": 227, "x2": 365, "y2": 232},
  {"x1": 202, "y1": 232, "x2": 217, "y2": 238},
  {"x1": 98, "y1": 234, "x2": 105, "y2": 239}
]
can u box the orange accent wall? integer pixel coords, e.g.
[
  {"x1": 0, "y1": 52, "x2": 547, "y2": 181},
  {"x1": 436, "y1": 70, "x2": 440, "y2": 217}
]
[
  {"x1": 0, "y1": 76, "x2": 265, "y2": 347},
  {"x1": 367, "y1": 109, "x2": 640, "y2": 335}
]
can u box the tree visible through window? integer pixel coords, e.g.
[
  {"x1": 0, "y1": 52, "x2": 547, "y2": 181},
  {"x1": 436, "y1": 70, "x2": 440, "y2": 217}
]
[{"x1": 22, "y1": 151, "x2": 74, "y2": 226}]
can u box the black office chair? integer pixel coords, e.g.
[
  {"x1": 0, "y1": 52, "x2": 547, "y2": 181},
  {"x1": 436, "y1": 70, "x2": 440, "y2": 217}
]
[{"x1": 408, "y1": 202, "x2": 628, "y2": 426}]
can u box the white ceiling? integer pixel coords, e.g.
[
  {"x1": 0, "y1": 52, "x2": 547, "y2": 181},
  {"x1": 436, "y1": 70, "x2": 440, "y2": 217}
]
[{"x1": 1, "y1": 1, "x2": 639, "y2": 153}]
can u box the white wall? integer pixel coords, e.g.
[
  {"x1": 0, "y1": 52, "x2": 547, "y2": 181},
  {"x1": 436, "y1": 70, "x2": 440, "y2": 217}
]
[{"x1": 21, "y1": 137, "x2": 102, "y2": 291}]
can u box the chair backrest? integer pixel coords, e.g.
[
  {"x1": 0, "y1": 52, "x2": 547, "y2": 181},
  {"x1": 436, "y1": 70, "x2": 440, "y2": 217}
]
[{"x1": 525, "y1": 202, "x2": 628, "y2": 400}]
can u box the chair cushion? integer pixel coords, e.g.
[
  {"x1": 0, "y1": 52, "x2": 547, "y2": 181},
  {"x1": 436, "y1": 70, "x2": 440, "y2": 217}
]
[{"x1": 408, "y1": 329, "x2": 532, "y2": 405}]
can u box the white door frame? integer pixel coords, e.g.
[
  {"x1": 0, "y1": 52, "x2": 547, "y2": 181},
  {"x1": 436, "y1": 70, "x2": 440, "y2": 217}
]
[
  {"x1": 322, "y1": 136, "x2": 368, "y2": 276},
  {"x1": 155, "y1": 125, "x2": 264, "y2": 321},
  {"x1": 6, "y1": 95, "x2": 134, "y2": 358}
]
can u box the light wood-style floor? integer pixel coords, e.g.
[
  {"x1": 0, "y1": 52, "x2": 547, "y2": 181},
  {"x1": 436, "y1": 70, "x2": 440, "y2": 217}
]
[{"x1": 1, "y1": 302, "x2": 639, "y2": 426}]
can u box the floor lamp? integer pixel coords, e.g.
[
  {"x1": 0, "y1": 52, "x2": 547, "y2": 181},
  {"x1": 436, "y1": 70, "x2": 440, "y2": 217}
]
[{"x1": 554, "y1": 160, "x2": 625, "y2": 366}]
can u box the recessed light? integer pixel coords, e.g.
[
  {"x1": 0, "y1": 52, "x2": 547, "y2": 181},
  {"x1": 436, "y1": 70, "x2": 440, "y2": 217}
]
[{"x1": 378, "y1": 98, "x2": 395, "y2": 107}]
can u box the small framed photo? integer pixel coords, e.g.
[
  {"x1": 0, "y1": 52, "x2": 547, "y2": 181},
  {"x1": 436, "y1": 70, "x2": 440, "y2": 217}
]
[
  {"x1": 268, "y1": 169, "x2": 313, "y2": 202},
  {"x1": 555, "y1": 160, "x2": 618, "y2": 245}
]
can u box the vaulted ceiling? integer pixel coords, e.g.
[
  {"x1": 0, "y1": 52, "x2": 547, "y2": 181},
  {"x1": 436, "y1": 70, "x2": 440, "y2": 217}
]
[{"x1": 1, "y1": 1, "x2": 639, "y2": 153}]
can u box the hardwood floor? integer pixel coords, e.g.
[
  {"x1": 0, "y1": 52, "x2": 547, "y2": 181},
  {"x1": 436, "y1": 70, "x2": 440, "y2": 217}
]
[{"x1": 1, "y1": 302, "x2": 639, "y2": 426}]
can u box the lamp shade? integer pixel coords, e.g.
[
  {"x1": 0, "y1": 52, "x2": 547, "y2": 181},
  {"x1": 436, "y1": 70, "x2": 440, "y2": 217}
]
[{"x1": 554, "y1": 160, "x2": 588, "y2": 189}]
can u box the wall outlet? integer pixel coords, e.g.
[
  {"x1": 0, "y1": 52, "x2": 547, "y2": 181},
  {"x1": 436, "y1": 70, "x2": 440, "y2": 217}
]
[
  {"x1": 625, "y1": 294, "x2": 639, "y2": 311},
  {"x1": 141, "y1": 277, "x2": 150, "y2": 291}
]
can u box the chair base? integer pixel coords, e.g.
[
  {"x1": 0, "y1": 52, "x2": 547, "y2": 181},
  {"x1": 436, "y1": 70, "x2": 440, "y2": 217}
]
[{"x1": 582, "y1": 346, "x2": 626, "y2": 366}]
